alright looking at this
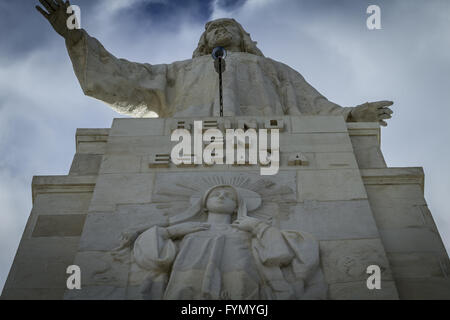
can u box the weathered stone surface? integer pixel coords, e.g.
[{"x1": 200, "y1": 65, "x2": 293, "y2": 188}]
[
  {"x1": 279, "y1": 200, "x2": 379, "y2": 240},
  {"x1": 110, "y1": 118, "x2": 165, "y2": 137},
  {"x1": 395, "y1": 278, "x2": 450, "y2": 300},
  {"x1": 75, "y1": 129, "x2": 109, "y2": 155},
  {"x1": 314, "y1": 152, "x2": 358, "y2": 170},
  {"x1": 72, "y1": 251, "x2": 130, "y2": 288},
  {"x1": 280, "y1": 133, "x2": 354, "y2": 153},
  {"x1": 77, "y1": 141, "x2": 107, "y2": 154},
  {"x1": 64, "y1": 286, "x2": 126, "y2": 300},
  {"x1": 126, "y1": 285, "x2": 144, "y2": 300},
  {"x1": 9, "y1": 117, "x2": 450, "y2": 301},
  {"x1": 350, "y1": 135, "x2": 386, "y2": 168},
  {"x1": 32, "y1": 214, "x2": 86, "y2": 237},
  {"x1": 370, "y1": 204, "x2": 427, "y2": 230},
  {"x1": 319, "y1": 239, "x2": 393, "y2": 284},
  {"x1": 99, "y1": 154, "x2": 142, "y2": 174},
  {"x1": 328, "y1": 281, "x2": 398, "y2": 300},
  {"x1": 3, "y1": 260, "x2": 70, "y2": 291},
  {"x1": 3, "y1": 238, "x2": 79, "y2": 290},
  {"x1": 89, "y1": 173, "x2": 154, "y2": 212},
  {"x1": 362, "y1": 171, "x2": 445, "y2": 251},
  {"x1": 379, "y1": 228, "x2": 448, "y2": 253},
  {"x1": 291, "y1": 116, "x2": 348, "y2": 133},
  {"x1": 1, "y1": 288, "x2": 65, "y2": 300},
  {"x1": 387, "y1": 252, "x2": 449, "y2": 278},
  {"x1": 127, "y1": 184, "x2": 326, "y2": 300},
  {"x1": 165, "y1": 117, "x2": 241, "y2": 135},
  {"x1": 31, "y1": 176, "x2": 96, "y2": 205},
  {"x1": 347, "y1": 122, "x2": 380, "y2": 132},
  {"x1": 79, "y1": 205, "x2": 168, "y2": 251},
  {"x1": 7, "y1": 117, "x2": 450, "y2": 300},
  {"x1": 152, "y1": 171, "x2": 297, "y2": 203},
  {"x1": 366, "y1": 184, "x2": 427, "y2": 207},
  {"x1": 297, "y1": 169, "x2": 367, "y2": 201},
  {"x1": 264, "y1": 118, "x2": 285, "y2": 131},
  {"x1": 69, "y1": 154, "x2": 103, "y2": 176},
  {"x1": 33, "y1": 192, "x2": 93, "y2": 214},
  {"x1": 362, "y1": 167, "x2": 424, "y2": 188},
  {"x1": 128, "y1": 262, "x2": 148, "y2": 288},
  {"x1": 105, "y1": 136, "x2": 171, "y2": 156},
  {"x1": 287, "y1": 152, "x2": 309, "y2": 167}
]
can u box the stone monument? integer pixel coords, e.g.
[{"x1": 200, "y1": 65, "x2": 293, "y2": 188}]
[{"x1": 1, "y1": 1, "x2": 449, "y2": 300}]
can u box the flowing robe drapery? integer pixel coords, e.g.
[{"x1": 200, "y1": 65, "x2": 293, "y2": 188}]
[
  {"x1": 133, "y1": 223, "x2": 327, "y2": 300},
  {"x1": 66, "y1": 30, "x2": 353, "y2": 119}
]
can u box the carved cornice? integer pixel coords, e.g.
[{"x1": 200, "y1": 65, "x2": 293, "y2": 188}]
[
  {"x1": 347, "y1": 122, "x2": 381, "y2": 145},
  {"x1": 361, "y1": 167, "x2": 425, "y2": 190},
  {"x1": 31, "y1": 175, "x2": 97, "y2": 204},
  {"x1": 75, "y1": 128, "x2": 110, "y2": 153}
]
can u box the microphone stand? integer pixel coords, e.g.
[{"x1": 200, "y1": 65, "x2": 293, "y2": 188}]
[
  {"x1": 212, "y1": 47, "x2": 227, "y2": 118},
  {"x1": 218, "y1": 57, "x2": 223, "y2": 117}
]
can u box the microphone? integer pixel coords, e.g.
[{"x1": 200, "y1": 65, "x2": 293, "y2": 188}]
[
  {"x1": 212, "y1": 47, "x2": 227, "y2": 116},
  {"x1": 212, "y1": 47, "x2": 227, "y2": 74},
  {"x1": 212, "y1": 46, "x2": 227, "y2": 60}
]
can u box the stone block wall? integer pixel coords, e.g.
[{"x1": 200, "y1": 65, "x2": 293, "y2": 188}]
[
  {"x1": 349, "y1": 123, "x2": 450, "y2": 299},
  {"x1": 2, "y1": 116, "x2": 448, "y2": 300}
]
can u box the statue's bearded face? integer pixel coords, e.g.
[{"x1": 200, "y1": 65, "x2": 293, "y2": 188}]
[
  {"x1": 205, "y1": 186, "x2": 238, "y2": 215},
  {"x1": 205, "y1": 19, "x2": 242, "y2": 51}
]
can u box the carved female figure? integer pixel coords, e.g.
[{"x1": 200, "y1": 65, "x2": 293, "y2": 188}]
[{"x1": 131, "y1": 185, "x2": 327, "y2": 300}]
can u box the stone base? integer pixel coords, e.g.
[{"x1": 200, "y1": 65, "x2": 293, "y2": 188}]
[{"x1": 2, "y1": 116, "x2": 449, "y2": 300}]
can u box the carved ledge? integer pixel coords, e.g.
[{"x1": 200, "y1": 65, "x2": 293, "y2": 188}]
[
  {"x1": 75, "y1": 129, "x2": 110, "y2": 154},
  {"x1": 347, "y1": 122, "x2": 381, "y2": 146},
  {"x1": 361, "y1": 167, "x2": 425, "y2": 190},
  {"x1": 31, "y1": 175, "x2": 97, "y2": 204}
]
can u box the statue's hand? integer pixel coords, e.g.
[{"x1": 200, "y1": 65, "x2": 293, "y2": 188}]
[
  {"x1": 166, "y1": 222, "x2": 210, "y2": 239},
  {"x1": 36, "y1": 0, "x2": 78, "y2": 40},
  {"x1": 350, "y1": 101, "x2": 394, "y2": 127},
  {"x1": 231, "y1": 217, "x2": 264, "y2": 234}
]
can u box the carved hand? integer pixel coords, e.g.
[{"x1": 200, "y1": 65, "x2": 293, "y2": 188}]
[
  {"x1": 231, "y1": 217, "x2": 263, "y2": 234},
  {"x1": 166, "y1": 222, "x2": 210, "y2": 239},
  {"x1": 115, "y1": 225, "x2": 152, "y2": 250},
  {"x1": 349, "y1": 101, "x2": 394, "y2": 127},
  {"x1": 36, "y1": 0, "x2": 82, "y2": 44}
]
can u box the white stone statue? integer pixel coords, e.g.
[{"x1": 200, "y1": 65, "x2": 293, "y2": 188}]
[
  {"x1": 36, "y1": 1, "x2": 394, "y2": 125},
  {"x1": 126, "y1": 185, "x2": 326, "y2": 300}
]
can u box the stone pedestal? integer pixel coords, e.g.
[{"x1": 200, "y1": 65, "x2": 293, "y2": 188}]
[{"x1": 2, "y1": 116, "x2": 449, "y2": 300}]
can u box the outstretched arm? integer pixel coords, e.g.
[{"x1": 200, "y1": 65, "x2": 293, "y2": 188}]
[
  {"x1": 36, "y1": 0, "x2": 168, "y2": 117},
  {"x1": 301, "y1": 85, "x2": 394, "y2": 127},
  {"x1": 36, "y1": 0, "x2": 82, "y2": 45},
  {"x1": 281, "y1": 62, "x2": 394, "y2": 126},
  {"x1": 308, "y1": 86, "x2": 394, "y2": 127},
  {"x1": 348, "y1": 101, "x2": 394, "y2": 127}
]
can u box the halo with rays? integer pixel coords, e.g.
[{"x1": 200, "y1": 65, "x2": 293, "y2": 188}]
[{"x1": 155, "y1": 174, "x2": 295, "y2": 215}]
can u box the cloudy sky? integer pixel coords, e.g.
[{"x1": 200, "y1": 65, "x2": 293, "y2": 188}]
[{"x1": 1, "y1": 0, "x2": 449, "y2": 293}]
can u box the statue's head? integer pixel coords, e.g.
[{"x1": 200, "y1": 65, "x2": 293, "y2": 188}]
[
  {"x1": 169, "y1": 184, "x2": 250, "y2": 224},
  {"x1": 193, "y1": 18, "x2": 264, "y2": 58},
  {"x1": 204, "y1": 185, "x2": 238, "y2": 215}
]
